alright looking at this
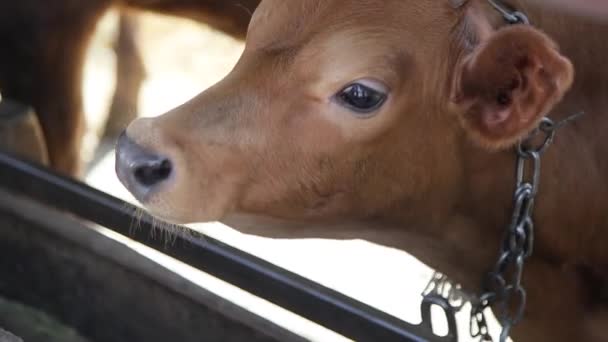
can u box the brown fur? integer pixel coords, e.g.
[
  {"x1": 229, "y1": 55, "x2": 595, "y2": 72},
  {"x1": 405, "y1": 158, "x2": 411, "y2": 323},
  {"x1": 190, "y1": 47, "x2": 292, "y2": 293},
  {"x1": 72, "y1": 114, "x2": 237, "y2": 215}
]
[
  {"x1": 117, "y1": 0, "x2": 608, "y2": 340},
  {"x1": 0, "y1": 0, "x2": 258, "y2": 175}
]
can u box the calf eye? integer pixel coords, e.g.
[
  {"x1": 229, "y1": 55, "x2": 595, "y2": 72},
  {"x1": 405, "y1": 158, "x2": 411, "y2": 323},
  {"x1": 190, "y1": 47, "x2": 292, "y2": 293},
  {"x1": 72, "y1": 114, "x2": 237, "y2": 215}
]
[{"x1": 336, "y1": 81, "x2": 387, "y2": 114}]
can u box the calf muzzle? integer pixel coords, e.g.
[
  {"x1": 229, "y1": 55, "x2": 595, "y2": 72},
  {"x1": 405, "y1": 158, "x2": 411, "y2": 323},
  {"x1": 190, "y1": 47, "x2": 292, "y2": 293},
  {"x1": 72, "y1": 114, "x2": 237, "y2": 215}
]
[{"x1": 115, "y1": 131, "x2": 173, "y2": 201}]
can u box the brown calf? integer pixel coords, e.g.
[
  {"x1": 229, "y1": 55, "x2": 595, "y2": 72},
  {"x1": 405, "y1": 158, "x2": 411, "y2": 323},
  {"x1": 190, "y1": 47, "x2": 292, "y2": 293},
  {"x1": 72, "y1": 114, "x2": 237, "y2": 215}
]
[
  {"x1": 116, "y1": 0, "x2": 608, "y2": 341},
  {"x1": 0, "y1": 0, "x2": 257, "y2": 175}
]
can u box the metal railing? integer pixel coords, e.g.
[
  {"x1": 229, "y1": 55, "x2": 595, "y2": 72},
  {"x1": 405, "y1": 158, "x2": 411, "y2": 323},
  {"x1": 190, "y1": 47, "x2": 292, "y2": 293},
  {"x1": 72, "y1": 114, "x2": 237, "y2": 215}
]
[{"x1": 0, "y1": 152, "x2": 455, "y2": 342}]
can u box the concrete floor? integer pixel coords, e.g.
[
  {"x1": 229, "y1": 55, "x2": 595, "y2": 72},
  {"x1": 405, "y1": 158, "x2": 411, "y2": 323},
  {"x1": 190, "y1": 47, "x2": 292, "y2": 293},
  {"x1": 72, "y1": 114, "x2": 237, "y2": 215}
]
[{"x1": 81, "y1": 11, "x2": 499, "y2": 341}]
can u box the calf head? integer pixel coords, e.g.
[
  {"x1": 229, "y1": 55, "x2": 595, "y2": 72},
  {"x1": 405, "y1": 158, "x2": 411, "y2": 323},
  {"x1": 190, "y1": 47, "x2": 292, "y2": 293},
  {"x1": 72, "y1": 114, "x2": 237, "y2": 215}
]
[{"x1": 116, "y1": 0, "x2": 573, "y2": 241}]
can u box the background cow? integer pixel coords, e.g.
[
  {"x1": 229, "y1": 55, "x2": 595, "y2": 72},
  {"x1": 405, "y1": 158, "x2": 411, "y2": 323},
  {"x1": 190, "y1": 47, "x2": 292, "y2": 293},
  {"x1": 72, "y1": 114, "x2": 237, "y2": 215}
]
[{"x1": 0, "y1": 0, "x2": 259, "y2": 175}]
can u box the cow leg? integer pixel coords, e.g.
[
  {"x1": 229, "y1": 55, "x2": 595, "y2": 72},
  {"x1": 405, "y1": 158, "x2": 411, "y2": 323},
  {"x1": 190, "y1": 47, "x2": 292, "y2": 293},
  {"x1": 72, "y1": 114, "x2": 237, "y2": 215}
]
[
  {"x1": 0, "y1": 2, "x2": 110, "y2": 176},
  {"x1": 103, "y1": 1, "x2": 259, "y2": 137},
  {"x1": 0, "y1": 44, "x2": 84, "y2": 176},
  {"x1": 120, "y1": 0, "x2": 259, "y2": 39},
  {"x1": 104, "y1": 12, "x2": 146, "y2": 138},
  {"x1": 102, "y1": 0, "x2": 260, "y2": 141},
  {"x1": 35, "y1": 38, "x2": 87, "y2": 176}
]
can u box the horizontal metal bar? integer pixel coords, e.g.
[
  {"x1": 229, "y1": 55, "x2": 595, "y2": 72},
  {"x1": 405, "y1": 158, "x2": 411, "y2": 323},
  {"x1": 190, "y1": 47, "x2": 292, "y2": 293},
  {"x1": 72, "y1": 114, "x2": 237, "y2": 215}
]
[{"x1": 0, "y1": 152, "x2": 449, "y2": 342}]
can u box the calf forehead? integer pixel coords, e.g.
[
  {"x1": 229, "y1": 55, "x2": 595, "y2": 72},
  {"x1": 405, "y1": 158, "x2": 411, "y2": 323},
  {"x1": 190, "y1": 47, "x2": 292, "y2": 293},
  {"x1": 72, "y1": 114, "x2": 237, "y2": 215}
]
[{"x1": 248, "y1": 0, "x2": 457, "y2": 51}]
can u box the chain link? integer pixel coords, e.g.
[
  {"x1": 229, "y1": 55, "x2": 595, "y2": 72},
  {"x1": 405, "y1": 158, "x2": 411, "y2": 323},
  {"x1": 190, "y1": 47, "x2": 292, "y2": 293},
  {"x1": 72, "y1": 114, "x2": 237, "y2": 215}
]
[
  {"x1": 470, "y1": 114, "x2": 582, "y2": 341},
  {"x1": 470, "y1": 120, "x2": 547, "y2": 341},
  {"x1": 486, "y1": 0, "x2": 530, "y2": 24}
]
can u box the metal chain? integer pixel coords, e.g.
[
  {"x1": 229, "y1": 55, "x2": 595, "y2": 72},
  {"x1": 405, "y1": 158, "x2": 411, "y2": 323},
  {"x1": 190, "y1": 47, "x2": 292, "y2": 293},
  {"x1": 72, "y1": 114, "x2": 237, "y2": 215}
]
[
  {"x1": 420, "y1": 3, "x2": 583, "y2": 341},
  {"x1": 420, "y1": 113, "x2": 583, "y2": 341},
  {"x1": 486, "y1": 0, "x2": 530, "y2": 24},
  {"x1": 470, "y1": 4, "x2": 533, "y2": 338},
  {"x1": 470, "y1": 114, "x2": 583, "y2": 342}
]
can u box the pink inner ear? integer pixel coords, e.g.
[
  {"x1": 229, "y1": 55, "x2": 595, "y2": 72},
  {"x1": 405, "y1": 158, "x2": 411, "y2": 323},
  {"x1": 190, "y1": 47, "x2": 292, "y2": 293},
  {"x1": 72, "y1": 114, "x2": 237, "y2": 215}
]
[{"x1": 482, "y1": 107, "x2": 511, "y2": 128}]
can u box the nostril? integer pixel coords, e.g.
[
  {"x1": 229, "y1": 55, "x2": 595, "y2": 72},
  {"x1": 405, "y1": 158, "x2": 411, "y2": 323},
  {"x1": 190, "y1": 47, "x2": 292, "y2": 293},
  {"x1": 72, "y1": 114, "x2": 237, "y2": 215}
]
[{"x1": 133, "y1": 158, "x2": 173, "y2": 187}]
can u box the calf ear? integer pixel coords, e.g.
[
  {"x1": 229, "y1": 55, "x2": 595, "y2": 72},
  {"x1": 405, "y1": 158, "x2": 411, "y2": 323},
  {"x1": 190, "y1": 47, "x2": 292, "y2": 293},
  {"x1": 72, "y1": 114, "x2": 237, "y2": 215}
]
[{"x1": 451, "y1": 25, "x2": 574, "y2": 149}]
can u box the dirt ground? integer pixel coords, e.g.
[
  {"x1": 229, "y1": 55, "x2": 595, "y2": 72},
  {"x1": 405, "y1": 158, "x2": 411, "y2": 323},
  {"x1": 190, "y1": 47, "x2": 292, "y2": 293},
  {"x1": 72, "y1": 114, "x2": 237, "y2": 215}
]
[{"x1": 82, "y1": 10, "x2": 498, "y2": 341}]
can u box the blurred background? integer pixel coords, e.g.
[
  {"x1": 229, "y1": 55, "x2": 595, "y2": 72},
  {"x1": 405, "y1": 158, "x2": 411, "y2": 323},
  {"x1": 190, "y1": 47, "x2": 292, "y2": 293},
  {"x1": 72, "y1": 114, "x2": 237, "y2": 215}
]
[{"x1": 81, "y1": 9, "x2": 493, "y2": 341}]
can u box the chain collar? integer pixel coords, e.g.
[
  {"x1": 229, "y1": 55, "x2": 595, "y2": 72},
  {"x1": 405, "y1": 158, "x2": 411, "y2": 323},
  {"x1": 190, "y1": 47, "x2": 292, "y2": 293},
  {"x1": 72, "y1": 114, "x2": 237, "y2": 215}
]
[
  {"x1": 470, "y1": 112, "x2": 584, "y2": 342},
  {"x1": 422, "y1": 112, "x2": 583, "y2": 342},
  {"x1": 486, "y1": 0, "x2": 530, "y2": 24},
  {"x1": 420, "y1": 2, "x2": 585, "y2": 341}
]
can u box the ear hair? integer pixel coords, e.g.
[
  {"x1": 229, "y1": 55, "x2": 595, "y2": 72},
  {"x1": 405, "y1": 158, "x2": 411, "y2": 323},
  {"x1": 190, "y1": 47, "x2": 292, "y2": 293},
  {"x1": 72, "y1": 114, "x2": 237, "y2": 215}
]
[{"x1": 451, "y1": 25, "x2": 574, "y2": 149}]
